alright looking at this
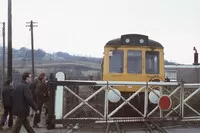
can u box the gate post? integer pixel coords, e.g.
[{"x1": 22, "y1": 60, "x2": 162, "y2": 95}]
[
  {"x1": 144, "y1": 82, "x2": 148, "y2": 117},
  {"x1": 159, "y1": 87, "x2": 163, "y2": 118},
  {"x1": 179, "y1": 79, "x2": 184, "y2": 118},
  {"x1": 47, "y1": 73, "x2": 57, "y2": 129},
  {"x1": 104, "y1": 81, "x2": 109, "y2": 122}
]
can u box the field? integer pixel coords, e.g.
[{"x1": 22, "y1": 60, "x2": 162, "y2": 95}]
[{"x1": 11, "y1": 60, "x2": 101, "y2": 80}]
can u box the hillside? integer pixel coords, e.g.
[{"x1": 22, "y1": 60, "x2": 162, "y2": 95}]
[
  {"x1": 0, "y1": 46, "x2": 102, "y2": 80},
  {"x1": 0, "y1": 46, "x2": 176, "y2": 65},
  {"x1": 0, "y1": 46, "x2": 177, "y2": 80}
]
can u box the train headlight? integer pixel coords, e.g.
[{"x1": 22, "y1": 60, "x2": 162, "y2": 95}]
[
  {"x1": 139, "y1": 39, "x2": 144, "y2": 44},
  {"x1": 149, "y1": 90, "x2": 160, "y2": 104},
  {"x1": 108, "y1": 89, "x2": 121, "y2": 103},
  {"x1": 125, "y1": 38, "x2": 130, "y2": 43}
]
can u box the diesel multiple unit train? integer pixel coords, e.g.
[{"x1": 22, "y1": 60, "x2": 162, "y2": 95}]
[
  {"x1": 64, "y1": 34, "x2": 200, "y2": 118},
  {"x1": 101, "y1": 34, "x2": 165, "y2": 116}
]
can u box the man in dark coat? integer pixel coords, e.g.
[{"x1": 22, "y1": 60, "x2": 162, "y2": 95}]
[
  {"x1": 0, "y1": 79, "x2": 13, "y2": 130},
  {"x1": 33, "y1": 73, "x2": 49, "y2": 128},
  {"x1": 30, "y1": 77, "x2": 38, "y2": 102},
  {"x1": 29, "y1": 77, "x2": 38, "y2": 117},
  {"x1": 12, "y1": 72, "x2": 38, "y2": 133}
]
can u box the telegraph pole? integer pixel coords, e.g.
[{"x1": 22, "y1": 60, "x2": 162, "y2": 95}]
[
  {"x1": 26, "y1": 20, "x2": 38, "y2": 82},
  {"x1": 0, "y1": 22, "x2": 5, "y2": 100},
  {"x1": 8, "y1": 0, "x2": 12, "y2": 80},
  {"x1": 1, "y1": 22, "x2": 5, "y2": 85}
]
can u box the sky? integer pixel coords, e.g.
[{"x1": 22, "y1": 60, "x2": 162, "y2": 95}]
[{"x1": 0, "y1": 0, "x2": 200, "y2": 64}]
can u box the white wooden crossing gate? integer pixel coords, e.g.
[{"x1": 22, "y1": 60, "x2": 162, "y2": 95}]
[{"x1": 46, "y1": 72, "x2": 200, "y2": 129}]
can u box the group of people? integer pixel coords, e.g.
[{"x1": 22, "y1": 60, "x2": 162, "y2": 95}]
[{"x1": 0, "y1": 72, "x2": 49, "y2": 133}]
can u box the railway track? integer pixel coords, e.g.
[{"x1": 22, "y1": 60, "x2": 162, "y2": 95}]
[
  {"x1": 55, "y1": 120, "x2": 200, "y2": 133},
  {"x1": 144, "y1": 121, "x2": 168, "y2": 133}
]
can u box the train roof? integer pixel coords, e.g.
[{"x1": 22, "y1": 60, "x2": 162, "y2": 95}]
[{"x1": 105, "y1": 34, "x2": 163, "y2": 48}]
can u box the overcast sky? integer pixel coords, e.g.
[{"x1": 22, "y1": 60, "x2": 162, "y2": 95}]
[{"x1": 0, "y1": 0, "x2": 200, "y2": 64}]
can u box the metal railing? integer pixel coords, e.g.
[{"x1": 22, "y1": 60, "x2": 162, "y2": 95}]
[{"x1": 46, "y1": 72, "x2": 200, "y2": 129}]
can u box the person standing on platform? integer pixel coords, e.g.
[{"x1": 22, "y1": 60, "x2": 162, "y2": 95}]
[
  {"x1": 33, "y1": 73, "x2": 49, "y2": 128},
  {"x1": 12, "y1": 72, "x2": 38, "y2": 133},
  {"x1": 0, "y1": 79, "x2": 14, "y2": 130}
]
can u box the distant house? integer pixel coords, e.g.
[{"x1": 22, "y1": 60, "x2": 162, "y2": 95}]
[
  {"x1": 165, "y1": 65, "x2": 200, "y2": 83},
  {"x1": 165, "y1": 47, "x2": 200, "y2": 83}
]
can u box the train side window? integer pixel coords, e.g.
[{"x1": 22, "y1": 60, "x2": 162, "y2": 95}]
[
  {"x1": 127, "y1": 50, "x2": 142, "y2": 74},
  {"x1": 109, "y1": 50, "x2": 124, "y2": 73},
  {"x1": 146, "y1": 51, "x2": 159, "y2": 74}
]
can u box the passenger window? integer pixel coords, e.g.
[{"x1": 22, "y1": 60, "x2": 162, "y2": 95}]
[
  {"x1": 146, "y1": 51, "x2": 159, "y2": 74},
  {"x1": 109, "y1": 50, "x2": 124, "y2": 73},
  {"x1": 127, "y1": 50, "x2": 142, "y2": 74}
]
